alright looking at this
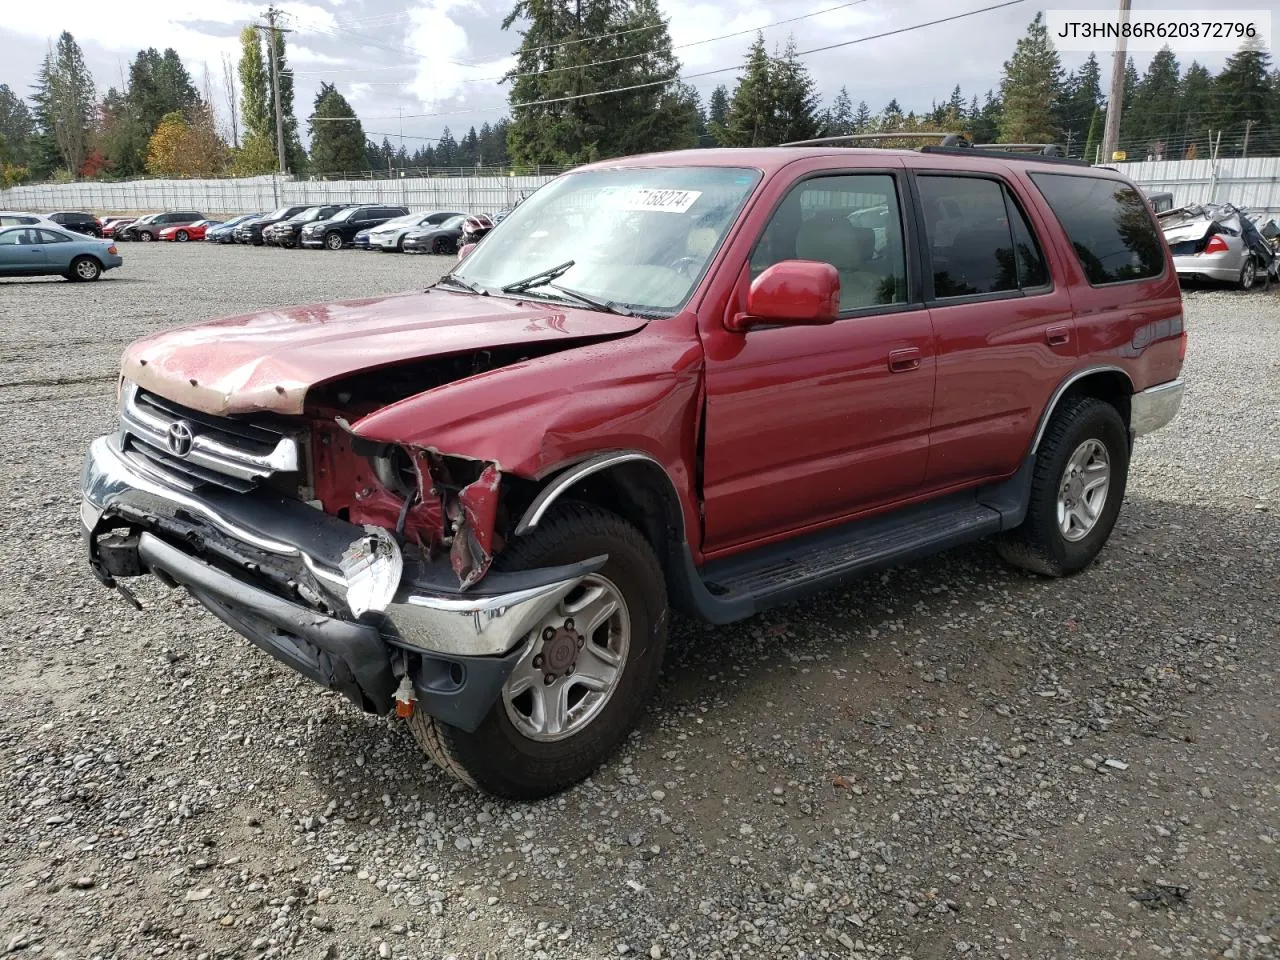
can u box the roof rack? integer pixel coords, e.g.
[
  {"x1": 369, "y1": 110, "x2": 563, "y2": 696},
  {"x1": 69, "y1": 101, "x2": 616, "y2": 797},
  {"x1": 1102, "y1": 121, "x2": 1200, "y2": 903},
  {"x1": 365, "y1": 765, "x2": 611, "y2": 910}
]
[{"x1": 781, "y1": 131, "x2": 1092, "y2": 167}]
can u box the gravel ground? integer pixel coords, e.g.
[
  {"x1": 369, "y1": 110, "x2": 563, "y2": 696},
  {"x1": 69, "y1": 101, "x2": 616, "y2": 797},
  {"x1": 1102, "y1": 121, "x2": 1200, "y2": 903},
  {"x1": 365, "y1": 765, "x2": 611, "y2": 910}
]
[{"x1": 0, "y1": 244, "x2": 1276, "y2": 960}]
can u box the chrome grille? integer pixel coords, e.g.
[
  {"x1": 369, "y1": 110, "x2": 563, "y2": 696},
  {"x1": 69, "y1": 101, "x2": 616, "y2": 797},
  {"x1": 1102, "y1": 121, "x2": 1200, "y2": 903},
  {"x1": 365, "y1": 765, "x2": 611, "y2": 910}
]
[{"x1": 119, "y1": 382, "x2": 302, "y2": 493}]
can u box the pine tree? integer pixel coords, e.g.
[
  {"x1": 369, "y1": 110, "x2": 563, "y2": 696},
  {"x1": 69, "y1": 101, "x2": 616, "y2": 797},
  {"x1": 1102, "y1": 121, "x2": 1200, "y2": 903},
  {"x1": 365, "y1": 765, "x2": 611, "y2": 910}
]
[
  {"x1": 771, "y1": 37, "x2": 820, "y2": 144},
  {"x1": 308, "y1": 83, "x2": 367, "y2": 174},
  {"x1": 503, "y1": 0, "x2": 696, "y2": 165},
  {"x1": 997, "y1": 13, "x2": 1064, "y2": 143},
  {"x1": 98, "y1": 86, "x2": 150, "y2": 176},
  {"x1": 0, "y1": 85, "x2": 36, "y2": 167},
  {"x1": 881, "y1": 98, "x2": 903, "y2": 129},
  {"x1": 708, "y1": 85, "x2": 730, "y2": 127},
  {"x1": 1129, "y1": 47, "x2": 1181, "y2": 158},
  {"x1": 946, "y1": 84, "x2": 966, "y2": 121},
  {"x1": 1059, "y1": 52, "x2": 1102, "y2": 148},
  {"x1": 1178, "y1": 61, "x2": 1214, "y2": 157},
  {"x1": 825, "y1": 85, "x2": 853, "y2": 136},
  {"x1": 436, "y1": 127, "x2": 458, "y2": 166},
  {"x1": 31, "y1": 32, "x2": 96, "y2": 176},
  {"x1": 852, "y1": 99, "x2": 871, "y2": 131},
  {"x1": 1214, "y1": 37, "x2": 1273, "y2": 155},
  {"x1": 718, "y1": 34, "x2": 775, "y2": 146}
]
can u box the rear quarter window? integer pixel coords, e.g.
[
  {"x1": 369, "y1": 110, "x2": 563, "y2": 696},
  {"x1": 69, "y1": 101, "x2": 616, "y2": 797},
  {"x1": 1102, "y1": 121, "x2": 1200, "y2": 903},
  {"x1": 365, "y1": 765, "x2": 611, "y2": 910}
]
[{"x1": 1029, "y1": 172, "x2": 1165, "y2": 285}]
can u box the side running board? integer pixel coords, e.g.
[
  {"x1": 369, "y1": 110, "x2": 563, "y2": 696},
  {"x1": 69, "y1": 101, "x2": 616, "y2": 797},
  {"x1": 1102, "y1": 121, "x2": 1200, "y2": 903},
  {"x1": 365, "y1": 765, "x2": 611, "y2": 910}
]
[{"x1": 669, "y1": 461, "x2": 1032, "y2": 625}]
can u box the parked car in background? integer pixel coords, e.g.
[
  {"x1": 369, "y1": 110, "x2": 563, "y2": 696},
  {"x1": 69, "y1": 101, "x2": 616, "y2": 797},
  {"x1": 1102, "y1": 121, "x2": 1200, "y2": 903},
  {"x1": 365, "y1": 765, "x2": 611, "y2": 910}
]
[
  {"x1": 204, "y1": 214, "x2": 263, "y2": 244},
  {"x1": 1159, "y1": 202, "x2": 1279, "y2": 290},
  {"x1": 370, "y1": 210, "x2": 467, "y2": 252},
  {"x1": 235, "y1": 206, "x2": 308, "y2": 245},
  {"x1": 101, "y1": 217, "x2": 137, "y2": 238},
  {"x1": 0, "y1": 224, "x2": 121, "y2": 281},
  {"x1": 300, "y1": 204, "x2": 408, "y2": 249},
  {"x1": 401, "y1": 214, "x2": 468, "y2": 254},
  {"x1": 266, "y1": 204, "x2": 352, "y2": 248},
  {"x1": 78, "y1": 145, "x2": 1186, "y2": 799},
  {"x1": 0, "y1": 210, "x2": 60, "y2": 229},
  {"x1": 47, "y1": 211, "x2": 103, "y2": 237},
  {"x1": 119, "y1": 212, "x2": 205, "y2": 242},
  {"x1": 159, "y1": 219, "x2": 222, "y2": 242}
]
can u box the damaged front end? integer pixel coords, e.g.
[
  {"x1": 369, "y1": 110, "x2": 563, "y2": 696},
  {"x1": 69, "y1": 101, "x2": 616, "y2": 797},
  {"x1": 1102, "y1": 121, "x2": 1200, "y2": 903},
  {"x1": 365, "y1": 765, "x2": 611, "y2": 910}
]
[{"x1": 79, "y1": 380, "x2": 601, "y2": 730}]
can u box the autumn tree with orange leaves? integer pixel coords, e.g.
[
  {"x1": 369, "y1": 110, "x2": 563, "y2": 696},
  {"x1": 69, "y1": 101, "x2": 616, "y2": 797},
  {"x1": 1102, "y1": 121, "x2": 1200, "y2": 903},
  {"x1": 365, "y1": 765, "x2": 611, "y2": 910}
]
[{"x1": 145, "y1": 106, "x2": 227, "y2": 177}]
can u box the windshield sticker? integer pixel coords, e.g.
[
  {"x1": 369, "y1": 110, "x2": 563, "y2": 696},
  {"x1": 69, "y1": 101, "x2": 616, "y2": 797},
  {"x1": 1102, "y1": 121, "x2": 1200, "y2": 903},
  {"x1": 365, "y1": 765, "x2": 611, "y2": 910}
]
[{"x1": 615, "y1": 188, "x2": 703, "y2": 214}]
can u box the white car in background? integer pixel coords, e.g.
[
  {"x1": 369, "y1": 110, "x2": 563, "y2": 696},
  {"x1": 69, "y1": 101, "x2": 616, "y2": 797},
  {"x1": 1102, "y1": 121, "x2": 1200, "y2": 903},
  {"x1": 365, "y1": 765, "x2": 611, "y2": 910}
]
[
  {"x1": 0, "y1": 210, "x2": 60, "y2": 229},
  {"x1": 370, "y1": 210, "x2": 467, "y2": 252}
]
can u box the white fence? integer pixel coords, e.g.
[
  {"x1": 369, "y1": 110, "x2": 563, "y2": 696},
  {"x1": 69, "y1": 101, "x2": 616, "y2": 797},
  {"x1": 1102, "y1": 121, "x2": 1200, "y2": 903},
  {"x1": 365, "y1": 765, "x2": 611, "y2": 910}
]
[
  {"x1": 0, "y1": 173, "x2": 558, "y2": 217},
  {"x1": 1112, "y1": 157, "x2": 1280, "y2": 219}
]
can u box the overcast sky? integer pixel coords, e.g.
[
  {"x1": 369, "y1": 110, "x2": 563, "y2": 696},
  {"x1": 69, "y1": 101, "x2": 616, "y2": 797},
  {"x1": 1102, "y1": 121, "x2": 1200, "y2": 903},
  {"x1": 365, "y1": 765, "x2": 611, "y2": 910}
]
[{"x1": 1, "y1": 0, "x2": 1272, "y2": 151}]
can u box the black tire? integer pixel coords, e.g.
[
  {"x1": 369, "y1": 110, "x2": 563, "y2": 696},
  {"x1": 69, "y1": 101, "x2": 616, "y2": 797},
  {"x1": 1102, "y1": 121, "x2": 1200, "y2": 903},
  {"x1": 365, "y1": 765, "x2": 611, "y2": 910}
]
[
  {"x1": 66, "y1": 256, "x2": 102, "y2": 282},
  {"x1": 407, "y1": 501, "x2": 668, "y2": 799},
  {"x1": 432, "y1": 237, "x2": 448, "y2": 255},
  {"x1": 324, "y1": 232, "x2": 343, "y2": 250},
  {"x1": 996, "y1": 396, "x2": 1129, "y2": 577},
  {"x1": 1239, "y1": 256, "x2": 1256, "y2": 290}
]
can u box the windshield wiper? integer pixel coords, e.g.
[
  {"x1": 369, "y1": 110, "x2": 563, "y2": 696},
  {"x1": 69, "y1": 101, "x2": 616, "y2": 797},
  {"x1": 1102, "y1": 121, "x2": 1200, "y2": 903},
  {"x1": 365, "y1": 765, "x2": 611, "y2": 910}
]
[
  {"x1": 434, "y1": 273, "x2": 486, "y2": 295},
  {"x1": 501, "y1": 260, "x2": 575, "y2": 294},
  {"x1": 539, "y1": 283, "x2": 633, "y2": 316}
]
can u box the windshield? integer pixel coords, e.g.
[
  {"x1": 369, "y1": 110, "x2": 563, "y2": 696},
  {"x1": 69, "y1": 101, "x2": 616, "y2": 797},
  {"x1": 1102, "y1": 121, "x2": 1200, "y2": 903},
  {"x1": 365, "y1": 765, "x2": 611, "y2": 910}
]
[
  {"x1": 291, "y1": 206, "x2": 326, "y2": 221},
  {"x1": 439, "y1": 215, "x2": 465, "y2": 230},
  {"x1": 378, "y1": 213, "x2": 421, "y2": 228},
  {"x1": 452, "y1": 166, "x2": 761, "y2": 315},
  {"x1": 328, "y1": 207, "x2": 358, "y2": 222},
  {"x1": 266, "y1": 207, "x2": 293, "y2": 219}
]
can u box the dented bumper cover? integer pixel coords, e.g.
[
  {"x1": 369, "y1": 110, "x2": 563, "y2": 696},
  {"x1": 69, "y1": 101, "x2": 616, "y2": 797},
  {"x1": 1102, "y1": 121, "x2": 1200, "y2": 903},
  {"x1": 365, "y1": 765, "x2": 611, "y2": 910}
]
[{"x1": 80, "y1": 434, "x2": 603, "y2": 727}]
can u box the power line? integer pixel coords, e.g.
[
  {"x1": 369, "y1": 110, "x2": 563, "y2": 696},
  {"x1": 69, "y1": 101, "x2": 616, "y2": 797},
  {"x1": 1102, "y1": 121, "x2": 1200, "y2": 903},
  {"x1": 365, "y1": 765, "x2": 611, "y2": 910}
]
[{"x1": 313, "y1": 0, "x2": 1029, "y2": 123}]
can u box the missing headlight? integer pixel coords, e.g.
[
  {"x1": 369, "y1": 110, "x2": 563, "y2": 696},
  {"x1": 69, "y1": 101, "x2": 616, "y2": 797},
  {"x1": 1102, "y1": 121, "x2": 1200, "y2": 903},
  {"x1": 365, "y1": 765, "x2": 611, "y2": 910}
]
[{"x1": 371, "y1": 446, "x2": 420, "y2": 497}]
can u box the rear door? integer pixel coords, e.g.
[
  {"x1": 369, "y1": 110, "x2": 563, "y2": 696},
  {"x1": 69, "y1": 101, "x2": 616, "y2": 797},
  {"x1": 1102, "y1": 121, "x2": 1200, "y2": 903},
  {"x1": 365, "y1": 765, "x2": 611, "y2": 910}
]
[
  {"x1": 0, "y1": 228, "x2": 46, "y2": 274},
  {"x1": 907, "y1": 164, "x2": 1079, "y2": 488}
]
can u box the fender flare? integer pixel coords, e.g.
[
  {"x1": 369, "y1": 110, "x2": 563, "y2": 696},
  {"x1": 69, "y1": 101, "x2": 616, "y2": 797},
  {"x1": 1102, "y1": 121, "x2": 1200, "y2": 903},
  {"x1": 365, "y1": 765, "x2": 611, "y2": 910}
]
[
  {"x1": 1029, "y1": 364, "x2": 1134, "y2": 455},
  {"x1": 514, "y1": 451, "x2": 685, "y2": 538}
]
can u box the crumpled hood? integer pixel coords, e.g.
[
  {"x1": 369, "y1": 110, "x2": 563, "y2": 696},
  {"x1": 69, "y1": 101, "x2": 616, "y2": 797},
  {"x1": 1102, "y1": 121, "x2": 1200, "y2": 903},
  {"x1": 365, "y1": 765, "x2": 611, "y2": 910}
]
[{"x1": 121, "y1": 289, "x2": 649, "y2": 416}]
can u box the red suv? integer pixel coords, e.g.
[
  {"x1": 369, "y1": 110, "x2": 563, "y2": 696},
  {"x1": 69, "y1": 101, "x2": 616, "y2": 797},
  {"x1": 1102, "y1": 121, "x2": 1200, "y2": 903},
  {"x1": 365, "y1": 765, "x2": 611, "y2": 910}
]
[{"x1": 81, "y1": 144, "x2": 1186, "y2": 798}]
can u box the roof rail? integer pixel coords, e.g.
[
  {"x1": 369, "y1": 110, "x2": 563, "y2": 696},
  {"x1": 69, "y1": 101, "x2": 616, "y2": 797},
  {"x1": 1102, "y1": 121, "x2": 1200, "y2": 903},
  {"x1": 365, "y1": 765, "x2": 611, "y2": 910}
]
[{"x1": 779, "y1": 131, "x2": 951, "y2": 147}]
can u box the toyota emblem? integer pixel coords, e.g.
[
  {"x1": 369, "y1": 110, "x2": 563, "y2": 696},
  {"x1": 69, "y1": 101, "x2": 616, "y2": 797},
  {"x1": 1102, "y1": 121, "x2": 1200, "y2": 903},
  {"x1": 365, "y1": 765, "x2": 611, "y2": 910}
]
[{"x1": 166, "y1": 420, "x2": 195, "y2": 457}]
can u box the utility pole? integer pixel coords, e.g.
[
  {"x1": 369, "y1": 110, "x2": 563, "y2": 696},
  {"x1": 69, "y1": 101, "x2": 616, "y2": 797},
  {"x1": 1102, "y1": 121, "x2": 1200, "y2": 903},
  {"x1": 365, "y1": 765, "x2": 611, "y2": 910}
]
[
  {"x1": 1242, "y1": 119, "x2": 1255, "y2": 159},
  {"x1": 254, "y1": 7, "x2": 290, "y2": 176},
  {"x1": 1101, "y1": 0, "x2": 1132, "y2": 162}
]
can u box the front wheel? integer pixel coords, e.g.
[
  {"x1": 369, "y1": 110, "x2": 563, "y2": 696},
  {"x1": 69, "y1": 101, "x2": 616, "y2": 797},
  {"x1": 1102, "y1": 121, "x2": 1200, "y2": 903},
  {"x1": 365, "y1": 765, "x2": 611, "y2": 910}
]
[
  {"x1": 67, "y1": 256, "x2": 102, "y2": 282},
  {"x1": 324, "y1": 232, "x2": 343, "y2": 250},
  {"x1": 175, "y1": 230, "x2": 189, "y2": 242},
  {"x1": 407, "y1": 502, "x2": 668, "y2": 799},
  {"x1": 996, "y1": 396, "x2": 1129, "y2": 577},
  {"x1": 1239, "y1": 256, "x2": 1257, "y2": 290},
  {"x1": 138, "y1": 231, "x2": 153, "y2": 242}
]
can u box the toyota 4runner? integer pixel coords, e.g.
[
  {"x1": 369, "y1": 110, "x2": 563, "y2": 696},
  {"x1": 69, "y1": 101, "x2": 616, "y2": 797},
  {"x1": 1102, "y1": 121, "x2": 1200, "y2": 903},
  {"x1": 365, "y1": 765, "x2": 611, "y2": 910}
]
[{"x1": 81, "y1": 145, "x2": 1186, "y2": 798}]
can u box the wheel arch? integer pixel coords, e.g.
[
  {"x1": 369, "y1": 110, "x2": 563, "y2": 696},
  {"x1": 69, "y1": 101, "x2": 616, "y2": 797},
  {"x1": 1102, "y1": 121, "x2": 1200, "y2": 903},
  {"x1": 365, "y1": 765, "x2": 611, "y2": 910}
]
[
  {"x1": 1031, "y1": 366, "x2": 1135, "y2": 455},
  {"x1": 511, "y1": 451, "x2": 688, "y2": 594}
]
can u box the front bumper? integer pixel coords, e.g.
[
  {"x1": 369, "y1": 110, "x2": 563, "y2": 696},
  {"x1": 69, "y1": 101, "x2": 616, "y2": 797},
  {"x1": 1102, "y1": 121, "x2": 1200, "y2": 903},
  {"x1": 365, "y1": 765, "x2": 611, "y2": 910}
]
[{"x1": 80, "y1": 434, "x2": 603, "y2": 728}]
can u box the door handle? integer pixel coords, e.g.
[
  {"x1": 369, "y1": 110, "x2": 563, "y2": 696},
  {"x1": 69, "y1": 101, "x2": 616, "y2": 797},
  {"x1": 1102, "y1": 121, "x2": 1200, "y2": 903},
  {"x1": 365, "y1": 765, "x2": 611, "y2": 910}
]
[
  {"x1": 1045, "y1": 323, "x2": 1071, "y2": 346},
  {"x1": 888, "y1": 347, "x2": 921, "y2": 373}
]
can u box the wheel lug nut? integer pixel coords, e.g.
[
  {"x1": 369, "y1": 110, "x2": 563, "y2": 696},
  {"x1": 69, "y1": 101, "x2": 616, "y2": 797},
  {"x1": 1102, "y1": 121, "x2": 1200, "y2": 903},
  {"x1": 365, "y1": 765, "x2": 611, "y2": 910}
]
[
  {"x1": 532, "y1": 654, "x2": 544, "y2": 669},
  {"x1": 577, "y1": 637, "x2": 585, "y2": 649},
  {"x1": 542, "y1": 627, "x2": 555, "y2": 640},
  {"x1": 543, "y1": 674, "x2": 556, "y2": 685},
  {"x1": 565, "y1": 664, "x2": 574, "y2": 675},
  {"x1": 564, "y1": 618, "x2": 574, "y2": 631}
]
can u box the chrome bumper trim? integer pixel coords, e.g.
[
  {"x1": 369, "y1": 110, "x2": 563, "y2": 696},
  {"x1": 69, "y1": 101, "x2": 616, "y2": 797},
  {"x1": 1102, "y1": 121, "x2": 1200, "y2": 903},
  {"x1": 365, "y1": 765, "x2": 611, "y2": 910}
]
[{"x1": 1130, "y1": 379, "x2": 1185, "y2": 436}]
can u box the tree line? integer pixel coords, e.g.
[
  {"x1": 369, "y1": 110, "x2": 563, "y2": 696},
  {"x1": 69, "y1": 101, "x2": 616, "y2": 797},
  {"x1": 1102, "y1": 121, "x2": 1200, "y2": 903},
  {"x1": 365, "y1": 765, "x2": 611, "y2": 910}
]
[{"x1": 2, "y1": 11, "x2": 1278, "y2": 188}]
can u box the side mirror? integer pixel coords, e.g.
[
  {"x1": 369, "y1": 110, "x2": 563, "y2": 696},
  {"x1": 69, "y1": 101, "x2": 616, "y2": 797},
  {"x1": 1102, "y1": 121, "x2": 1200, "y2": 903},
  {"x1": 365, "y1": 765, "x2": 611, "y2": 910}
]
[
  {"x1": 457, "y1": 242, "x2": 477, "y2": 261},
  {"x1": 726, "y1": 260, "x2": 840, "y2": 332}
]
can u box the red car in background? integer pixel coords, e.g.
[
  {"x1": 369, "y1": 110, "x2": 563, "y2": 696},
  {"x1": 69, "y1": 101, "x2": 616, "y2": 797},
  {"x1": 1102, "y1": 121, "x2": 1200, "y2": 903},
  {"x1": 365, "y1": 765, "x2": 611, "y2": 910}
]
[
  {"x1": 158, "y1": 219, "x2": 221, "y2": 242},
  {"x1": 101, "y1": 217, "x2": 136, "y2": 239}
]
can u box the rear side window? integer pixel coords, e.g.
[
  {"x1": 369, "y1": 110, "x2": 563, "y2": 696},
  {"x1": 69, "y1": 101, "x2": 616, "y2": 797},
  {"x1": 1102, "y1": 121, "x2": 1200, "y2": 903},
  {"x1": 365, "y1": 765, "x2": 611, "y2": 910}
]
[
  {"x1": 917, "y1": 175, "x2": 1049, "y2": 298},
  {"x1": 38, "y1": 229, "x2": 71, "y2": 243},
  {"x1": 1029, "y1": 173, "x2": 1164, "y2": 284}
]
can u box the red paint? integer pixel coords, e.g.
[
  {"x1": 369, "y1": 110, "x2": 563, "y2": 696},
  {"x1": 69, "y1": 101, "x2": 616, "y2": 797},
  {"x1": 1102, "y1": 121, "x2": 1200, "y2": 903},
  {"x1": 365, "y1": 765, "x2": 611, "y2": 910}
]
[
  {"x1": 125, "y1": 147, "x2": 1185, "y2": 582},
  {"x1": 726, "y1": 260, "x2": 840, "y2": 331},
  {"x1": 158, "y1": 222, "x2": 215, "y2": 241}
]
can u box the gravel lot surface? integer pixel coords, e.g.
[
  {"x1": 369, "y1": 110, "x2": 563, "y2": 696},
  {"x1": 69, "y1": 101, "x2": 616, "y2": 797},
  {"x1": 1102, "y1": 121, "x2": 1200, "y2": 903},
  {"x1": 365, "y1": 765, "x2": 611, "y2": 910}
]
[{"x1": 0, "y1": 244, "x2": 1276, "y2": 960}]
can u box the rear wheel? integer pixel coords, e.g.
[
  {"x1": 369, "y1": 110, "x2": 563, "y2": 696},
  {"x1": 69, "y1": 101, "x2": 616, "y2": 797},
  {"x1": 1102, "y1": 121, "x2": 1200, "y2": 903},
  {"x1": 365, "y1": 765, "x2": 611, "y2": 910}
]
[
  {"x1": 325, "y1": 232, "x2": 343, "y2": 250},
  {"x1": 67, "y1": 256, "x2": 102, "y2": 282},
  {"x1": 432, "y1": 236, "x2": 450, "y2": 254},
  {"x1": 406, "y1": 502, "x2": 668, "y2": 799},
  {"x1": 1239, "y1": 256, "x2": 1257, "y2": 290},
  {"x1": 138, "y1": 231, "x2": 153, "y2": 242},
  {"x1": 996, "y1": 396, "x2": 1129, "y2": 577}
]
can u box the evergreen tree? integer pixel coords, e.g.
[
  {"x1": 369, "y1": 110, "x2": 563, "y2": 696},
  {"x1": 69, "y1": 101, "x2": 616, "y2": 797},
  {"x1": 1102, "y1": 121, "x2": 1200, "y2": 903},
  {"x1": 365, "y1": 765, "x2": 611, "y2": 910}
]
[
  {"x1": 881, "y1": 98, "x2": 903, "y2": 128},
  {"x1": 264, "y1": 26, "x2": 305, "y2": 174},
  {"x1": 1129, "y1": 47, "x2": 1181, "y2": 158},
  {"x1": 127, "y1": 48, "x2": 201, "y2": 133},
  {"x1": 31, "y1": 32, "x2": 96, "y2": 176},
  {"x1": 308, "y1": 83, "x2": 367, "y2": 174},
  {"x1": 1214, "y1": 37, "x2": 1273, "y2": 155},
  {"x1": 708, "y1": 85, "x2": 730, "y2": 128},
  {"x1": 98, "y1": 86, "x2": 150, "y2": 176},
  {"x1": 1177, "y1": 61, "x2": 1214, "y2": 157},
  {"x1": 503, "y1": 0, "x2": 697, "y2": 165},
  {"x1": 997, "y1": 13, "x2": 1064, "y2": 143},
  {"x1": 946, "y1": 84, "x2": 966, "y2": 120},
  {"x1": 1059, "y1": 52, "x2": 1102, "y2": 148},
  {"x1": 824, "y1": 85, "x2": 853, "y2": 136},
  {"x1": 0, "y1": 85, "x2": 36, "y2": 166},
  {"x1": 436, "y1": 127, "x2": 458, "y2": 166},
  {"x1": 772, "y1": 37, "x2": 820, "y2": 144},
  {"x1": 852, "y1": 99, "x2": 871, "y2": 131},
  {"x1": 1083, "y1": 107, "x2": 1102, "y2": 162},
  {"x1": 717, "y1": 34, "x2": 775, "y2": 146},
  {"x1": 459, "y1": 126, "x2": 481, "y2": 166}
]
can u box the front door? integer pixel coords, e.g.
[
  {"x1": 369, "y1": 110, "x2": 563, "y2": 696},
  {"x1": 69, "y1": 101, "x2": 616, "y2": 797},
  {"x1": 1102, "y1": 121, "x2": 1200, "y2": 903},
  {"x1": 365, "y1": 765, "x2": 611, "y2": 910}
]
[
  {"x1": 0, "y1": 228, "x2": 46, "y2": 275},
  {"x1": 700, "y1": 170, "x2": 936, "y2": 555}
]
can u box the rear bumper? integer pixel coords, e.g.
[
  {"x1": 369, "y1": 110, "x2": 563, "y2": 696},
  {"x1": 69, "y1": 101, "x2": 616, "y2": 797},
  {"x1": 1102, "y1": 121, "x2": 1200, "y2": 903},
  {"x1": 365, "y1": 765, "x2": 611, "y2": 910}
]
[
  {"x1": 1171, "y1": 255, "x2": 1239, "y2": 283},
  {"x1": 1131, "y1": 379, "x2": 1185, "y2": 436},
  {"x1": 80, "y1": 434, "x2": 602, "y2": 728}
]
